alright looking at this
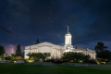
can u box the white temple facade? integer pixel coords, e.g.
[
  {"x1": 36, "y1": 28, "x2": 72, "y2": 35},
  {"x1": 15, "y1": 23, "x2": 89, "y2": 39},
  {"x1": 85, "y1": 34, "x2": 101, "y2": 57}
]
[
  {"x1": 24, "y1": 26, "x2": 96, "y2": 59},
  {"x1": 24, "y1": 42, "x2": 64, "y2": 59}
]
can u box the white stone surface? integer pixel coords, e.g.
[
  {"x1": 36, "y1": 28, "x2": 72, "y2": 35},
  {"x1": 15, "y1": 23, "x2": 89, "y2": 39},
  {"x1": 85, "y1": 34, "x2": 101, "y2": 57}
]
[{"x1": 24, "y1": 42, "x2": 64, "y2": 59}]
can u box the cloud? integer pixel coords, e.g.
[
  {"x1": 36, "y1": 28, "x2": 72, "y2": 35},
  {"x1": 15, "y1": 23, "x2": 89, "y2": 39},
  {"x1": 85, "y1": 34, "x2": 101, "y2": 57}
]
[{"x1": 0, "y1": 0, "x2": 111, "y2": 50}]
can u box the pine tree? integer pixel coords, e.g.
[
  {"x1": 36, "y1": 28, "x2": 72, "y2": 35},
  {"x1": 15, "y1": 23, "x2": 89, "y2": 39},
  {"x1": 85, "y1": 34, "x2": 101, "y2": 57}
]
[
  {"x1": 0, "y1": 45, "x2": 4, "y2": 56},
  {"x1": 16, "y1": 44, "x2": 21, "y2": 56}
]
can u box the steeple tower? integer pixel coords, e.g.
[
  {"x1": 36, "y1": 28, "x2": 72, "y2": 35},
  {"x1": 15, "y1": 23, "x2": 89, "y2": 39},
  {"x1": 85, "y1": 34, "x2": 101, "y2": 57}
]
[
  {"x1": 67, "y1": 25, "x2": 70, "y2": 33},
  {"x1": 64, "y1": 25, "x2": 73, "y2": 49}
]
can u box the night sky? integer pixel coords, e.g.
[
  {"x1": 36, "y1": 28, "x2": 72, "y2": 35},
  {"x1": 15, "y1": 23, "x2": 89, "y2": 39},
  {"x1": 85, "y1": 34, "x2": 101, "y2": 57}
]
[{"x1": 0, "y1": 0, "x2": 111, "y2": 50}]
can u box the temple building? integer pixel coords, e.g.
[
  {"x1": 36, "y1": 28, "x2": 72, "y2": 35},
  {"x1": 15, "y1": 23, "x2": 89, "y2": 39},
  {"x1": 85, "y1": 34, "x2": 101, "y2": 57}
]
[{"x1": 24, "y1": 26, "x2": 96, "y2": 59}]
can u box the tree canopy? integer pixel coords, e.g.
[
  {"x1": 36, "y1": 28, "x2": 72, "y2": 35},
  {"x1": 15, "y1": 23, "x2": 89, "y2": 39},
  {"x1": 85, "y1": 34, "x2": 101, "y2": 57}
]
[
  {"x1": 0, "y1": 45, "x2": 5, "y2": 56},
  {"x1": 16, "y1": 44, "x2": 22, "y2": 56},
  {"x1": 62, "y1": 52, "x2": 90, "y2": 63},
  {"x1": 95, "y1": 42, "x2": 111, "y2": 62},
  {"x1": 28, "y1": 53, "x2": 50, "y2": 62}
]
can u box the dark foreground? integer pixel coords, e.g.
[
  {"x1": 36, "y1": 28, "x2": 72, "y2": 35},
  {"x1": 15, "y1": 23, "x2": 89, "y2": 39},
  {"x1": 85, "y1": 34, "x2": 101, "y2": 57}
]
[{"x1": 0, "y1": 63, "x2": 111, "y2": 74}]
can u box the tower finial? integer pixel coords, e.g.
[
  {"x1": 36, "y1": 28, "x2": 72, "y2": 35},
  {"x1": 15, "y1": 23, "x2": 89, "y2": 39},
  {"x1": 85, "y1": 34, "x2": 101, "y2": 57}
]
[{"x1": 67, "y1": 25, "x2": 69, "y2": 33}]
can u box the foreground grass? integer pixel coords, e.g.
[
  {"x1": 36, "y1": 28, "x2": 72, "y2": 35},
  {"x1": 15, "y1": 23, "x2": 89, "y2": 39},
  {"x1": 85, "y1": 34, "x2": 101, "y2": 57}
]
[{"x1": 0, "y1": 63, "x2": 111, "y2": 74}]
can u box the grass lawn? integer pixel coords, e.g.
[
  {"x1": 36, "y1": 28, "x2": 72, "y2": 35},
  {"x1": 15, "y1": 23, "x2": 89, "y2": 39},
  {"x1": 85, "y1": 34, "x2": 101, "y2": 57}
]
[{"x1": 0, "y1": 63, "x2": 111, "y2": 74}]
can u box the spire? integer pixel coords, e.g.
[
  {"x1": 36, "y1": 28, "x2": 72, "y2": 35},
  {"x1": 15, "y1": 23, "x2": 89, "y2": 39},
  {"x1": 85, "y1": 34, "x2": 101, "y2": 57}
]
[{"x1": 67, "y1": 25, "x2": 70, "y2": 33}]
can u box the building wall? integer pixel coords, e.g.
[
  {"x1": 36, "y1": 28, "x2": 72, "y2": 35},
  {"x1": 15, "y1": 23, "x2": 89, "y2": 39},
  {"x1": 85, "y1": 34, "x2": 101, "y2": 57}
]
[
  {"x1": 24, "y1": 42, "x2": 96, "y2": 60},
  {"x1": 24, "y1": 45, "x2": 63, "y2": 59}
]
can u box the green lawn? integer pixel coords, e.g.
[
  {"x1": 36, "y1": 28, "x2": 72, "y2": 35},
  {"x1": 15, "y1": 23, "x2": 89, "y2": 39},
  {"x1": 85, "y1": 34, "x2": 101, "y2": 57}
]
[{"x1": 0, "y1": 63, "x2": 111, "y2": 74}]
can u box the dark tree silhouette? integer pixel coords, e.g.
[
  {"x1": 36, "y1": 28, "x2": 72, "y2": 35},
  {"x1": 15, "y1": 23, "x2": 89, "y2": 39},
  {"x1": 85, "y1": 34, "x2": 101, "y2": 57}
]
[
  {"x1": 95, "y1": 42, "x2": 107, "y2": 53},
  {"x1": 95, "y1": 42, "x2": 111, "y2": 61},
  {"x1": 28, "y1": 53, "x2": 50, "y2": 62},
  {"x1": 16, "y1": 44, "x2": 22, "y2": 56},
  {"x1": 62, "y1": 52, "x2": 90, "y2": 63},
  {"x1": 35, "y1": 37, "x2": 41, "y2": 44},
  {"x1": 0, "y1": 45, "x2": 4, "y2": 56},
  {"x1": 36, "y1": 39, "x2": 40, "y2": 44}
]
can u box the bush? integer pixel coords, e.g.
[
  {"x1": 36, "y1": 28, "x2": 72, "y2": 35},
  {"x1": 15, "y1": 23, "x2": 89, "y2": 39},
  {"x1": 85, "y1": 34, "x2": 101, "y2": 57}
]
[
  {"x1": 50, "y1": 59, "x2": 63, "y2": 64},
  {"x1": 84, "y1": 59, "x2": 97, "y2": 64},
  {"x1": 28, "y1": 53, "x2": 50, "y2": 62},
  {"x1": 62, "y1": 52, "x2": 90, "y2": 63}
]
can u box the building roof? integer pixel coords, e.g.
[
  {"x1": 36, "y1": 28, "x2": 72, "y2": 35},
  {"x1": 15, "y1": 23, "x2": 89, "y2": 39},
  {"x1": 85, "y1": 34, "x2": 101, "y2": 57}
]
[{"x1": 25, "y1": 42, "x2": 64, "y2": 50}]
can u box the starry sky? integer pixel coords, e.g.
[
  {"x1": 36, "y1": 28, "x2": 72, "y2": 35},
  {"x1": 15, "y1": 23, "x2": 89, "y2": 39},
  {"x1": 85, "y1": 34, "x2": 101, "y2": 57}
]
[{"x1": 0, "y1": 0, "x2": 111, "y2": 49}]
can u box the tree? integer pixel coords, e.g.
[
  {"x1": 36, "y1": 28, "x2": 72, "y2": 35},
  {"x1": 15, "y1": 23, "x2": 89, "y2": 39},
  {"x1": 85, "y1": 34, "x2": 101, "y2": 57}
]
[
  {"x1": 28, "y1": 53, "x2": 50, "y2": 62},
  {"x1": 0, "y1": 45, "x2": 4, "y2": 56},
  {"x1": 62, "y1": 52, "x2": 90, "y2": 63},
  {"x1": 16, "y1": 44, "x2": 22, "y2": 56},
  {"x1": 95, "y1": 42, "x2": 111, "y2": 62},
  {"x1": 35, "y1": 38, "x2": 41, "y2": 44},
  {"x1": 95, "y1": 42, "x2": 107, "y2": 53},
  {"x1": 11, "y1": 54, "x2": 16, "y2": 61}
]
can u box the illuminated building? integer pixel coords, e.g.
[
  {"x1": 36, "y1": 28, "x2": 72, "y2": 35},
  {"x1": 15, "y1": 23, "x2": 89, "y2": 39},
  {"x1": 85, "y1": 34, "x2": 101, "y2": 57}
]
[{"x1": 24, "y1": 26, "x2": 96, "y2": 59}]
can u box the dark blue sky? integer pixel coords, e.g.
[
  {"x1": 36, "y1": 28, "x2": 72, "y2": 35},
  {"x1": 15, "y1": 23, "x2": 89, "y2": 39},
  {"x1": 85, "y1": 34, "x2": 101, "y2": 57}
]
[{"x1": 0, "y1": 0, "x2": 111, "y2": 49}]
